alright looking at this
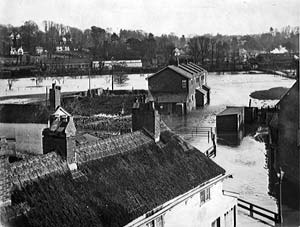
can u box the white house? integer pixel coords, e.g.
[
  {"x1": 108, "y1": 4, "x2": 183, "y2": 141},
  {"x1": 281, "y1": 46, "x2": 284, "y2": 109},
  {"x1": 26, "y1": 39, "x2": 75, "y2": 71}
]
[{"x1": 125, "y1": 174, "x2": 236, "y2": 227}]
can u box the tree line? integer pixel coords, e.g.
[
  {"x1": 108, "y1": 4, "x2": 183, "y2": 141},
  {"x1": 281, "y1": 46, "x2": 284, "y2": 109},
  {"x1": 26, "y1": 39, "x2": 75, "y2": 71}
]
[{"x1": 0, "y1": 20, "x2": 299, "y2": 68}]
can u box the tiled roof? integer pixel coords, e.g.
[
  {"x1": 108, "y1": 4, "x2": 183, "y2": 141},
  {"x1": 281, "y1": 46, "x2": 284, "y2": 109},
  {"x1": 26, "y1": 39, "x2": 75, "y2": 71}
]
[
  {"x1": 2, "y1": 130, "x2": 225, "y2": 227},
  {"x1": 167, "y1": 65, "x2": 193, "y2": 79},
  {"x1": 0, "y1": 152, "x2": 67, "y2": 207},
  {"x1": 148, "y1": 65, "x2": 193, "y2": 80}
]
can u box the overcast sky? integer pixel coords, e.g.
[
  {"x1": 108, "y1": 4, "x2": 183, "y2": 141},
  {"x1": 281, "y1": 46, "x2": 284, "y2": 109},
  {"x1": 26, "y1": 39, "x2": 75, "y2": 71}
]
[{"x1": 1, "y1": 0, "x2": 299, "y2": 36}]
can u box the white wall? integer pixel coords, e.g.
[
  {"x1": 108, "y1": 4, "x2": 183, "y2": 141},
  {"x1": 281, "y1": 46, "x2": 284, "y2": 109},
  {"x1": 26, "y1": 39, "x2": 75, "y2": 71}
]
[
  {"x1": 134, "y1": 181, "x2": 237, "y2": 227},
  {"x1": 163, "y1": 181, "x2": 236, "y2": 227},
  {"x1": 0, "y1": 123, "x2": 47, "y2": 154}
]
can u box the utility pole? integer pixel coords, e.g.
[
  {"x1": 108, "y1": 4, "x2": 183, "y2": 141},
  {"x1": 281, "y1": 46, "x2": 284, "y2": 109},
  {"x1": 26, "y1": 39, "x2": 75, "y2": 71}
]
[
  {"x1": 89, "y1": 61, "x2": 91, "y2": 94},
  {"x1": 111, "y1": 57, "x2": 114, "y2": 91}
]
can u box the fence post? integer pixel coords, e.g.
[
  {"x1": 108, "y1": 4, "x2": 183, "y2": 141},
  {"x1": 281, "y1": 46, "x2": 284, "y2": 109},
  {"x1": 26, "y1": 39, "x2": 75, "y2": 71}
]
[
  {"x1": 250, "y1": 204, "x2": 253, "y2": 217},
  {"x1": 208, "y1": 131, "x2": 210, "y2": 143}
]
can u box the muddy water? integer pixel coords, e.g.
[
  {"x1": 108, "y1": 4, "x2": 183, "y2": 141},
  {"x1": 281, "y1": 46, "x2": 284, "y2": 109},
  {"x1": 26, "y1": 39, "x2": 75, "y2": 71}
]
[{"x1": 162, "y1": 73, "x2": 295, "y2": 221}]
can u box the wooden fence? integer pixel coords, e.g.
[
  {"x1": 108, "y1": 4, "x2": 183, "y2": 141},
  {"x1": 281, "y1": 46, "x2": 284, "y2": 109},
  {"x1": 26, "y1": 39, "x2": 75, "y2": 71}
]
[
  {"x1": 238, "y1": 198, "x2": 279, "y2": 224},
  {"x1": 174, "y1": 127, "x2": 214, "y2": 143}
]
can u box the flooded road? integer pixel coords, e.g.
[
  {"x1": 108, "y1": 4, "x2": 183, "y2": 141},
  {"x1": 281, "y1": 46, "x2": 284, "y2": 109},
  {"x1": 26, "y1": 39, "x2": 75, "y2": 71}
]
[{"x1": 162, "y1": 73, "x2": 295, "y2": 226}]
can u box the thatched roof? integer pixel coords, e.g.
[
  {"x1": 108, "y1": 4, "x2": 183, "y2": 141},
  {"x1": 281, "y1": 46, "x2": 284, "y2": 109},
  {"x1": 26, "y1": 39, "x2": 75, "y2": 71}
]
[
  {"x1": 7, "y1": 130, "x2": 225, "y2": 227},
  {"x1": 0, "y1": 104, "x2": 49, "y2": 124}
]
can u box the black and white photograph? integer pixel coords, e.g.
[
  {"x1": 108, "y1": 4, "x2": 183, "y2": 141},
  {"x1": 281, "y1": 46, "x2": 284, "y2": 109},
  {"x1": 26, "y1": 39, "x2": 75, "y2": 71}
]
[{"x1": 0, "y1": 0, "x2": 299, "y2": 226}]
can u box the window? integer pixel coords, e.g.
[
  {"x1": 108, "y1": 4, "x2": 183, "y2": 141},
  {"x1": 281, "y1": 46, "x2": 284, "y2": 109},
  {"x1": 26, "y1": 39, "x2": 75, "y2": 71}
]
[
  {"x1": 147, "y1": 221, "x2": 154, "y2": 227},
  {"x1": 200, "y1": 187, "x2": 211, "y2": 205},
  {"x1": 211, "y1": 217, "x2": 220, "y2": 227},
  {"x1": 146, "y1": 216, "x2": 164, "y2": 227},
  {"x1": 182, "y1": 80, "x2": 187, "y2": 89},
  {"x1": 155, "y1": 216, "x2": 163, "y2": 227}
]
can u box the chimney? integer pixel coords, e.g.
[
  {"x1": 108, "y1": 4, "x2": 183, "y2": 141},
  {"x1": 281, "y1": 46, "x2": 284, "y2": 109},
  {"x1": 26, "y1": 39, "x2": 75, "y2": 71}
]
[
  {"x1": 49, "y1": 83, "x2": 61, "y2": 111},
  {"x1": 132, "y1": 99, "x2": 160, "y2": 142},
  {"x1": 42, "y1": 108, "x2": 76, "y2": 164}
]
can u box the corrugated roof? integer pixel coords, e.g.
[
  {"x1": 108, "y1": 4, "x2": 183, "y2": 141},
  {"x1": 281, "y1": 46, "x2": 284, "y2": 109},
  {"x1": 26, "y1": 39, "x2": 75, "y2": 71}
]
[
  {"x1": 187, "y1": 62, "x2": 207, "y2": 72},
  {"x1": 180, "y1": 64, "x2": 199, "y2": 73},
  {"x1": 178, "y1": 64, "x2": 197, "y2": 74},
  {"x1": 217, "y1": 107, "x2": 244, "y2": 116},
  {"x1": 6, "y1": 130, "x2": 225, "y2": 227},
  {"x1": 0, "y1": 104, "x2": 49, "y2": 124}
]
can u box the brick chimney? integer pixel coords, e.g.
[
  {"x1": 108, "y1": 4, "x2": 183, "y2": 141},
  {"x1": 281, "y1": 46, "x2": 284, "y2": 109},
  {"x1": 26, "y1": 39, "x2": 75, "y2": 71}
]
[
  {"x1": 42, "y1": 107, "x2": 76, "y2": 164},
  {"x1": 132, "y1": 99, "x2": 160, "y2": 142},
  {"x1": 49, "y1": 83, "x2": 61, "y2": 111}
]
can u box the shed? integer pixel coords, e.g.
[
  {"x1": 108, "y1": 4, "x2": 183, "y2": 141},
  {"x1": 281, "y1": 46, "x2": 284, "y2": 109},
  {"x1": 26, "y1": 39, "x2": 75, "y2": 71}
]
[
  {"x1": 195, "y1": 88, "x2": 208, "y2": 107},
  {"x1": 216, "y1": 107, "x2": 244, "y2": 134}
]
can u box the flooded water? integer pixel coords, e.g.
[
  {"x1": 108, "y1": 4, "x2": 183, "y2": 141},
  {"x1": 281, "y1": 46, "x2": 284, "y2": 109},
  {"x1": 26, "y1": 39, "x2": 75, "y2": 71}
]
[
  {"x1": 0, "y1": 72, "x2": 297, "y2": 225},
  {"x1": 162, "y1": 73, "x2": 296, "y2": 225},
  {"x1": 0, "y1": 73, "x2": 149, "y2": 97}
]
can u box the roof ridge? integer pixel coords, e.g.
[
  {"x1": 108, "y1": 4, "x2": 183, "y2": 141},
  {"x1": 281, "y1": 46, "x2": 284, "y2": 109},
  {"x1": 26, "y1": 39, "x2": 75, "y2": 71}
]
[{"x1": 75, "y1": 131, "x2": 154, "y2": 164}]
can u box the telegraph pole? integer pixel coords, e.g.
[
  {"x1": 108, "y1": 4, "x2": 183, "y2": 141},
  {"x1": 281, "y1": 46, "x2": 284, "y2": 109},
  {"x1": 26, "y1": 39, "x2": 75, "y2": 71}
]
[{"x1": 111, "y1": 57, "x2": 114, "y2": 91}]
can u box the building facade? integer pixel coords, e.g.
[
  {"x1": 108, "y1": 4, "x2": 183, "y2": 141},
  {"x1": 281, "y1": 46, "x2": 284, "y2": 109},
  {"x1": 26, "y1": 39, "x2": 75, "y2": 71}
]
[
  {"x1": 0, "y1": 104, "x2": 49, "y2": 155},
  {"x1": 148, "y1": 63, "x2": 209, "y2": 115}
]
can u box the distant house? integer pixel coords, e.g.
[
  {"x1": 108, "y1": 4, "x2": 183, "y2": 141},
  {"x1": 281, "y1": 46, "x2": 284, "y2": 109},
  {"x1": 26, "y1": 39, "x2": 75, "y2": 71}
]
[
  {"x1": 148, "y1": 63, "x2": 209, "y2": 115},
  {"x1": 35, "y1": 46, "x2": 44, "y2": 55},
  {"x1": 216, "y1": 107, "x2": 244, "y2": 146},
  {"x1": 0, "y1": 104, "x2": 49, "y2": 155},
  {"x1": 1, "y1": 102, "x2": 237, "y2": 227}
]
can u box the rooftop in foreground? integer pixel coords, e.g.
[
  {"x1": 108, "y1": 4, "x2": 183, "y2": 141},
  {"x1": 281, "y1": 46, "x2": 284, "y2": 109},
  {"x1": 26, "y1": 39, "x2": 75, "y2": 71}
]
[{"x1": 1, "y1": 129, "x2": 225, "y2": 227}]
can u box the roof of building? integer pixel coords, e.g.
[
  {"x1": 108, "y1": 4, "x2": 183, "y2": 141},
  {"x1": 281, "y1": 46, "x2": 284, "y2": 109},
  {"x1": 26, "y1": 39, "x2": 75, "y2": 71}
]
[
  {"x1": 45, "y1": 58, "x2": 91, "y2": 64},
  {"x1": 0, "y1": 104, "x2": 49, "y2": 124},
  {"x1": 178, "y1": 64, "x2": 197, "y2": 75},
  {"x1": 187, "y1": 62, "x2": 206, "y2": 72},
  {"x1": 196, "y1": 87, "x2": 207, "y2": 95},
  {"x1": 148, "y1": 65, "x2": 193, "y2": 80},
  {"x1": 180, "y1": 64, "x2": 200, "y2": 74},
  {"x1": 202, "y1": 84, "x2": 211, "y2": 91},
  {"x1": 276, "y1": 80, "x2": 298, "y2": 106},
  {"x1": 2, "y1": 130, "x2": 225, "y2": 227},
  {"x1": 217, "y1": 107, "x2": 244, "y2": 116}
]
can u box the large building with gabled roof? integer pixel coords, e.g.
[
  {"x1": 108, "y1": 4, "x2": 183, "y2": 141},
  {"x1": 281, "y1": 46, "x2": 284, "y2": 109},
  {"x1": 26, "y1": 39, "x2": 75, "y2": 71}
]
[{"x1": 148, "y1": 63, "x2": 209, "y2": 115}]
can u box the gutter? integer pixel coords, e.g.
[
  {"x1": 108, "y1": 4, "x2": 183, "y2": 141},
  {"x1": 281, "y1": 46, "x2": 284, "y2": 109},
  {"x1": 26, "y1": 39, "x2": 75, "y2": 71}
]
[{"x1": 124, "y1": 173, "x2": 232, "y2": 227}]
